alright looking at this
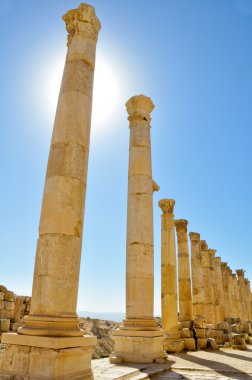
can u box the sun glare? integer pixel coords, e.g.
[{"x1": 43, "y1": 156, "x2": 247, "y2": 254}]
[
  {"x1": 41, "y1": 53, "x2": 121, "y2": 134},
  {"x1": 92, "y1": 54, "x2": 121, "y2": 131}
]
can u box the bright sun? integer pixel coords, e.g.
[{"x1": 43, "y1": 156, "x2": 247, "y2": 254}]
[{"x1": 44, "y1": 53, "x2": 121, "y2": 133}]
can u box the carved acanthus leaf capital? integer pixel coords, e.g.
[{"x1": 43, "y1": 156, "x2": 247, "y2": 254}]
[
  {"x1": 126, "y1": 95, "x2": 154, "y2": 123},
  {"x1": 63, "y1": 3, "x2": 101, "y2": 45},
  {"x1": 236, "y1": 269, "x2": 245, "y2": 277},
  {"x1": 200, "y1": 240, "x2": 208, "y2": 250},
  {"x1": 174, "y1": 219, "x2": 188, "y2": 232},
  {"x1": 152, "y1": 180, "x2": 160, "y2": 192},
  {"x1": 189, "y1": 232, "x2": 200, "y2": 241},
  {"x1": 158, "y1": 199, "x2": 175, "y2": 214},
  {"x1": 208, "y1": 249, "x2": 217, "y2": 258}
]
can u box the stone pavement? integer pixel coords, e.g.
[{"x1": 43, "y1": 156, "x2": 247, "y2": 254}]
[{"x1": 92, "y1": 345, "x2": 252, "y2": 379}]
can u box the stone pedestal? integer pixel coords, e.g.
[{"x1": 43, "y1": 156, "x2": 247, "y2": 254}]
[
  {"x1": 200, "y1": 241, "x2": 214, "y2": 324},
  {"x1": 0, "y1": 4, "x2": 100, "y2": 379},
  {"x1": 0, "y1": 334, "x2": 96, "y2": 379},
  {"x1": 189, "y1": 232, "x2": 205, "y2": 318},
  {"x1": 111, "y1": 95, "x2": 165, "y2": 363},
  {"x1": 175, "y1": 219, "x2": 193, "y2": 322}
]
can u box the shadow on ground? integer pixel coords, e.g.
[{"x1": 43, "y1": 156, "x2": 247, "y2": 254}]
[{"x1": 170, "y1": 351, "x2": 252, "y2": 379}]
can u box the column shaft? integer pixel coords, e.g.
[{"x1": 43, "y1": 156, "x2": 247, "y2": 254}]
[
  {"x1": 159, "y1": 200, "x2": 178, "y2": 337},
  {"x1": 200, "y1": 241, "x2": 214, "y2": 324},
  {"x1": 19, "y1": 4, "x2": 101, "y2": 337},
  {"x1": 175, "y1": 220, "x2": 193, "y2": 321},
  {"x1": 190, "y1": 233, "x2": 205, "y2": 318}
]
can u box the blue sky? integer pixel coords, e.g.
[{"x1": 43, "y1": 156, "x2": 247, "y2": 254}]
[{"x1": 0, "y1": 0, "x2": 251, "y2": 315}]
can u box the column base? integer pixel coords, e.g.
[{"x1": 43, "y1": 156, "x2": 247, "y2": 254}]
[
  {"x1": 110, "y1": 329, "x2": 166, "y2": 364},
  {"x1": 19, "y1": 315, "x2": 84, "y2": 337},
  {"x1": 0, "y1": 333, "x2": 96, "y2": 380}
]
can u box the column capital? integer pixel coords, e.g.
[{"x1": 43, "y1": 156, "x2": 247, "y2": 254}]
[
  {"x1": 236, "y1": 269, "x2": 245, "y2": 278},
  {"x1": 200, "y1": 240, "x2": 208, "y2": 250},
  {"x1": 189, "y1": 232, "x2": 200, "y2": 241},
  {"x1": 221, "y1": 262, "x2": 228, "y2": 269},
  {"x1": 232, "y1": 273, "x2": 237, "y2": 279},
  {"x1": 208, "y1": 249, "x2": 217, "y2": 258},
  {"x1": 126, "y1": 95, "x2": 154, "y2": 123},
  {"x1": 158, "y1": 199, "x2": 175, "y2": 214},
  {"x1": 215, "y1": 256, "x2": 221, "y2": 264},
  {"x1": 63, "y1": 3, "x2": 101, "y2": 45},
  {"x1": 174, "y1": 219, "x2": 188, "y2": 231}
]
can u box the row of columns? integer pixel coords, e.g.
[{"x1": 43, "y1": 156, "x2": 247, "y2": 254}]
[{"x1": 159, "y1": 202, "x2": 252, "y2": 338}]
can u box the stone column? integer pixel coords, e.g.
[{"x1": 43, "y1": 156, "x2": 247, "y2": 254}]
[
  {"x1": 231, "y1": 274, "x2": 239, "y2": 319},
  {"x1": 111, "y1": 95, "x2": 165, "y2": 364},
  {"x1": 1, "y1": 4, "x2": 99, "y2": 379},
  {"x1": 189, "y1": 232, "x2": 205, "y2": 318},
  {"x1": 214, "y1": 257, "x2": 225, "y2": 322},
  {"x1": 236, "y1": 269, "x2": 246, "y2": 321},
  {"x1": 175, "y1": 220, "x2": 193, "y2": 322},
  {"x1": 200, "y1": 241, "x2": 214, "y2": 323},
  {"x1": 208, "y1": 249, "x2": 219, "y2": 323},
  {"x1": 226, "y1": 268, "x2": 235, "y2": 319},
  {"x1": 221, "y1": 262, "x2": 231, "y2": 320},
  {"x1": 244, "y1": 279, "x2": 252, "y2": 322},
  {"x1": 159, "y1": 199, "x2": 179, "y2": 338}
]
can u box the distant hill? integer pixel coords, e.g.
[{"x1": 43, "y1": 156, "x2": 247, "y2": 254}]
[{"x1": 78, "y1": 311, "x2": 125, "y2": 323}]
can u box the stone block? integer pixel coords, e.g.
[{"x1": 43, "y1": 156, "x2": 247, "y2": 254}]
[
  {"x1": 180, "y1": 328, "x2": 193, "y2": 339},
  {"x1": 218, "y1": 322, "x2": 229, "y2": 331},
  {"x1": 207, "y1": 338, "x2": 219, "y2": 350},
  {"x1": 197, "y1": 338, "x2": 207, "y2": 349},
  {"x1": 195, "y1": 328, "x2": 205, "y2": 338},
  {"x1": 206, "y1": 329, "x2": 219, "y2": 339},
  {"x1": 0, "y1": 302, "x2": 4, "y2": 310},
  {"x1": 194, "y1": 317, "x2": 205, "y2": 329},
  {"x1": 232, "y1": 335, "x2": 246, "y2": 350},
  {"x1": 180, "y1": 320, "x2": 193, "y2": 329},
  {"x1": 0, "y1": 310, "x2": 7, "y2": 318},
  {"x1": 244, "y1": 322, "x2": 252, "y2": 335},
  {"x1": 10, "y1": 322, "x2": 18, "y2": 332},
  {"x1": 4, "y1": 301, "x2": 15, "y2": 311},
  {"x1": 184, "y1": 338, "x2": 196, "y2": 351},
  {"x1": 0, "y1": 319, "x2": 10, "y2": 332},
  {"x1": 232, "y1": 324, "x2": 239, "y2": 333},
  {"x1": 164, "y1": 339, "x2": 185, "y2": 353},
  {"x1": 0, "y1": 293, "x2": 4, "y2": 301},
  {"x1": 4, "y1": 291, "x2": 14, "y2": 302},
  {"x1": 112, "y1": 334, "x2": 166, "y2": 363}
]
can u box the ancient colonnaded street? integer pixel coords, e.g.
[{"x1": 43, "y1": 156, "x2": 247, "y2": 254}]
[{"x1": 92, "y1": 346, "x2": 252, "y2": 380}]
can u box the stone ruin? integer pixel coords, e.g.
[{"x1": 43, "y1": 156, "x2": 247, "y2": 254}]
[
  {"x1": 0, "y1": 285, "x2": 30, "y2": 337},
  {"x1": 0, "y1": 2, "x2": 251, "y2": 379}
]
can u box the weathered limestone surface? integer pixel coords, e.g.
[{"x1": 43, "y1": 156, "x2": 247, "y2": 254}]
[
  {"x1": 200, "y1": 241, "x2": 214, "y2": 324},
  {"x1": 221, "y1": 263, "x2": 231, "y2": 320},
  {"x1": 189, "y1": 233, "x2": 205, "y2": 318},
  {"x1": 208, "y1": 249, "x2": 219, "y2": 323},
  {"x1": 159, "y1": 199, "x2": 178, "y2": 338},
  {"x1": 111, "y1": 95, "x2": 165, "y2": 364},
  {"x1": 0, "y1": 3, "x2": 100, "y2": 379},
  {"x1": 214, "y1": 257, "x2": 225, "y2": 322},
  {"x1": 175, "y1": 219, "x2": 193, "y2": 322}
]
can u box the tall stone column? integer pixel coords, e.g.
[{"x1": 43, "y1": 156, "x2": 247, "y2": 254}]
[
  {"x1": 200, "y1": 241, "x2": 214, "y2": 323},
  {"x1": 1, "y1": 4, "x2": 100, "y2": 379},
  {"x1": 214, "y1": 257, "x2": 225, "y2": 322},
  {"x1": 208, "y1": 249, "x2": 219, "y2": 323},
  {"x1": 111, "y1": 95, "x2": 165, "y2": 364},
  {"x1": 236, "y1": 269, "x2": 246, "y2": 321},
  {"x1": 244, "y1": 279, "x2": 252, "y2": 322},
  {"x1": 175, "y1": 220, "x2": 193, "y2": 322},
  {"x1": 189, "y1": 232, "x2": 205, "y2": 318},
  {"x1": 226, "y1": 268, "x2": 235, "y2": 319},
  {"x1": 231, "y1": 274, "x2": 239, "y2": 319},
  {"x1": 221, "y1": 262, "x2": 231, "y2": 320},
  {"x1": 159, "y1": 200, "x2": 179, "y2": 338}
]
